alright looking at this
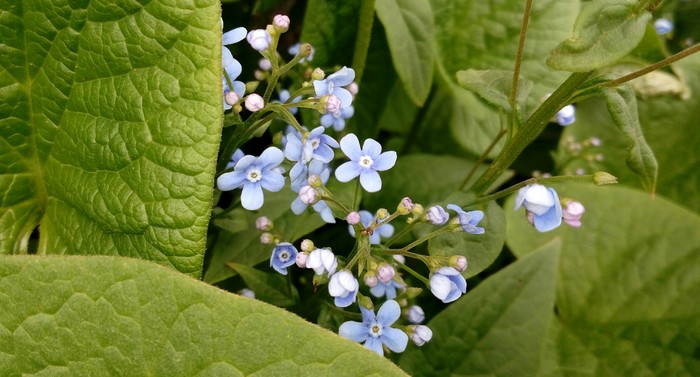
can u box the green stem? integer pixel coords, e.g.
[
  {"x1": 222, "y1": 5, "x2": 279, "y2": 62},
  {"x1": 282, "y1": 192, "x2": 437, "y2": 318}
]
[
  {"x1": 509, "y1": 0, "x2": 533, "y2": 112},
  {"x1": 459, "y1": 129, "x2": 507, "y2": 191},
  {"x1": 351, "y1": 179, "x2": 361, "y2": 211},
  {"x1": 471, "y1": 174, "x2": 597, "y2": 206},
  {"x1": 470, "y1": 71, "x2": 593, "y2": 194},
  {"x1": 398, "y1": 226, "x2": 453, "y2": 252},
  {"x1": 602, "y1": 43, "x2": 700, "y2": 88},
  {"x1": 263, "y1": 44, "x2": 312, "y2": 102},
  {"x1": 394, "y1": 260, "x2": 430, "y2": 286},
  {"x1": 384, "y1": 221, "x2": 420, "y2": 248}
]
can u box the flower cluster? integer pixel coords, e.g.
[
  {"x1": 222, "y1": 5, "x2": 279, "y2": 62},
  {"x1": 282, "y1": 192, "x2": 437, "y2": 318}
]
[{"x1": 515, "y1": 184, "x2": 585, "y2": 232}]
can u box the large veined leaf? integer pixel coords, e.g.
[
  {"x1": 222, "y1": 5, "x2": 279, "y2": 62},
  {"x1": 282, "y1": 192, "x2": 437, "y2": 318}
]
[
  {"x1": 505, "y1": 183, "x2": 700, "y2": 376},
  {"x1": 0, "y1": 0, "x2": 222, "y2": 276},
  {"x1": 375, "y1": 0, "x2": 435, "y2": 106},
  {"x1": 547, "y1": 0, "x2": 652, "y2": 72},
  {"x1": 399, "y1": 239, "x2": 560, "y2": 376},
  {"x1": 427, "y1": 0, "x2": 579, "y2": 156},
  {"x1": 0, "y1": 255, "x2": 408, "y2": 376},
  {"x1": 555, "y1": 54, "x2": 700, "y2": 213}
]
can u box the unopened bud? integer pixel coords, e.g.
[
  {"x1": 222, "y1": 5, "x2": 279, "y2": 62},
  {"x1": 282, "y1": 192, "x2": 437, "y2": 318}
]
[
  {"x1": 247, "y1": 29, "x2": 271, "y2": 51},
  {"x1": 347, "y1": 82, "x2": 359, "y2": 96},
  {"x1": 426, "y1": 205, "x2": 449, "y2": 225},
  {"x1": 299, "y1": 185, "x2": 319, "y2": 205},
  {"x1": 562, "y1": 199, "x2": 585, "y2": 228},
  {"x1": 593, "y1": 171, "x2": 618, "y2": 185},
  {"x1": 346, "y1": 211, "x2": 361, "y2": 225},
  {"x1": 260, "y1": 232, "x2": 273, "y2": 244},
  {"x1": 322, "y1": 94, "x2": 342, "y2": 115},
  {"x1": 238, "y1": 288, "x2": 256, "y2": 298},
  {"x1": 363, "y1": 271, "x2": 378, "y2": 288},
  {"x1": 258, "y1": 59, "x2": 272, "y2": 71},
  {"x1": 224, "y1": 91, "x2": 240, "y2": 106},
  {"x1": 409, "y1": 325, "x2": 433, "y2": 346},
  {"x1": 405, "y1": 305, "x2": 425, "y2": 324},
  {"x1": 300, "y1": 239, "x2": 315, "y2": 252},
  {"x1": 311, "y1": 68, "x2": 325, "y2": 81},
  {"x1": 397, "y1": 197, "x2": 414, "y2": 215},
  {"x1": 295, "y1": 251, "x2": 309, "y2": 268},
  {"x1": 376, "y1": 208, "x2": 389, "y2": 220},
  {"x1": 308, "y1": 174, "x2": 323, "y2": 188},
  {"x1": 273, "y1": 14, "x2": 290, "y2": 33},
  {"x1": 245, "y1": 93, "x2": 265, "y2": 112},
  {"x1": 358, "y1": 295, "x2": 374, "y2": 311},
  {"x1": 376, "y1": 263, "x2": 395, "y2": 284},
  {"x1": 450, "y1": 255, "x2": 468, "y2": 272},
  {"x1": 393, "y1": 254, "x2": 405, "y2": 264},
  {"x1": 256, "y1": 216, "x2": 273, "y2": 231}
]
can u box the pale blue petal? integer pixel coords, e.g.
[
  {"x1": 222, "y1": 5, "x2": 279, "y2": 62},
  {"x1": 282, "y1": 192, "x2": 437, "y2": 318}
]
[
  {"x1": 217, "y1": 171, "x2": 246, "y2": 191},
  {"x1": 260, "y1": 171, "x2": 285, "y2": 192},
  {"x1": 369, "y1": 232, "x2": 381, "y2": 245},
  {"x1": 341, "y1": 105, "x2": 355, "y2": 118},
  {"x1": 362, "y1": 138, "x2": 382, "y2": 158},
  {"x1": 223, "y1": 27, "x2": 247, "y2": 45},
  {"x1": 332, "y1": 118, "x2": 346, "y2": 132},
  {"x1": 222, "y1": 47, "x2": 234, "y2": 67},
  {"x1": 377, "y1": 223, "x2": 394, "y2": 238},
  {"x1": 335, "y1": 162, "x2": 362, "y2": 182},
  {"x1": 359, "y1": 169, "x2": 382, "y2": 192},
  {"x1": 234, "y1": 155, "x2": 256, "y2": 170},
  {"x1": 313, "y1": 201, "x2": 336, "y2": 223},
  {"x1": 258, "y1": 147, "x2": 285, "y2": 168},
  {"x1": 313, "y1": 144, "x2": 335, "y2": 163},
  {"x1": 329, "y1": 67, "x2": 356, "y2": 86},
  {"x1": 446, "y1": 204, "x2": 461, "y2": 212},
  {"x1": 334, "y1": 88, "x2": 353, "y2": 108},
  {"x1": 377, "y1": 300, "x2": 401, "y2": 326},
  {"x1": 320, "y1": 113, "x2": 334, "y2": 128},
  {"x1": 241, "y1": 183, "x2": 264, "y2": 210},
  {"x1": 339, "y1": 321, "x2": 369, "y2": 343},
  {"x1": 224, "y1": 59, "x2": 242, "y2": 81},
  {"x1": 469, "y1": 210, "x2": 485, "y2": 224},
  {"x1": 359, "y1": 210, "x2": 374, "y2": 227},
  {"x1": 320, "y1": 133, "x2": 339, "y2": 148},
  {"x1": 335, "y1": 293, "x2": 356, "y2": 308},
  {"x1": 291, "y1": 197, "x2": 307, "y2": 215},
  {"x1": 443, "y1": 281, "x2": 462, "y2": 303},
  {"x1": 369, "y1": 285, "x2": 386, "y2": 298},
  {"x1": 373, "y1": 151, "x2": 397, "y2": 171},
  {"x1": 359, "y1": 303, "x2": 376, "y2": 323},
  {"x1": 339, "y1": 134, "x2": 362, "y2": 161},
  {"x1": 313, "y1": 80, "x2": 329, "y2": 97},
  {"x1": 533, "y1": 188, "x2": 562, "y2": 232},
  {"x1": 232, "y1": 81, "x2": 245, "y2": 97},
  {"x1": 381, "y1": 327, "x2": 408, "y2": 353},
  {"x1": 364, "y1": 337, "x2": 384, "y2": 356},
  {"x1": 514, "y1": 187, "x2": 527, "y2": 211}
]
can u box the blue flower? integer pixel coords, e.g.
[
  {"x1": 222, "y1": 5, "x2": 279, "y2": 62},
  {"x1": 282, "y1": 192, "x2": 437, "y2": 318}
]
[
  {"x1": 225, "y1": 149, "x2": 245, "y2": 169},
  {"x1": 370, "y1": 280, "x2": 404, "y2": 300},
  {"x1": 321, "y1": 105, "x2": 354, "y2": 132},
  {"x1": 270, "y1": 242, "x2": 298, "y2": 275},
  {"x1": 329, "y1": 270, "x2": 359, "y2": 307},
  {"x1": 335, "y1": 134, "x2": 396, "y2": 192},
  {"x1": 555, "y1": 104, "x2": 576, "y2": 126},
  {"x1": 654, "y1": 18, "x2": 673, "y2": 36},
  {"x1": 348, "y1": 210, "x2": 394, "y2": 245},
  {"x1": 217, "y1": 147, "x2": 285, "y2": 210},
  {"x1": 446, "y1": 204, "x2": 485, "y2": 234},
  {"x1": 514, "y1": 184, "x2": 562, "y2": 232},
  {"x1": 222, "y1": 25, "x2": 247, "y2": 110},
  {"x1": 425, "y1": 205, "x2": 449, "y2": 225},
  {"x1": 429, "y1": 267, "x2": 467, "y2": 303},
  {"x1": 338, "y1": 300, "x2": 408, "y2": 356},
  {"x1": 313, "y1": 66, "x2": 355, "y2": 109}
]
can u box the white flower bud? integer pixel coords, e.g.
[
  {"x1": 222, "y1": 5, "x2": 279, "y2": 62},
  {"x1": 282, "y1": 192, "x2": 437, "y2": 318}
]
[
  {"x1": 409, "y1": 325, "x2": 433, "y2": 346},
  {"x1": 406, "y1": 305, "x2": 425, "y2": 324},
  {"x1": 363, "y1": 271, "x2": 378, "y2": 288},
  {"x1": 224, "y1": 91, "x2": 240, "y2": 106},
  {"x1": 299, "y1": 185, "x2": 318, "y2": 205},
  {"x1": 307, "y1": 248, "x2": 338, "y2": 275},
  {"x1": 450, "y1": 255, "x2": 468, "y2": 272},
  {"x1": 347, "y1": 82, "x2": 359, "y2": 96},
  {"x1": 295, "y1": 251, "x2": 309, "y2": 268},
  {"x1": 259, "y1": 232, "x2": 273, "y2": 244},
  {"x1": 238, "y1": 288, "x2": 255, "y2": 298},
  {"x1": 376, "y1": 263, "x2": 395, "y2": 284},
  {"x1": 258, "y1": 59, "x2": 272, "y2": 71},
  {"x1": 346, "y1": 211, "x2": 361, "y2": 225},
  {"x1": 247, "y1": 29, "x2": 271, "y2": 51},
  {"x1": 245, "y1": 93, "x2": 265, "y2": 112},
  {"x1": 300, "y1": 239, "x2": 315, "y2": 253},
  {"x1": 256, "y1": 216, "x2": 272, "y2": 231},
  {"x1": 273, "y1": 14, "x2": 290, "y2": 32}
]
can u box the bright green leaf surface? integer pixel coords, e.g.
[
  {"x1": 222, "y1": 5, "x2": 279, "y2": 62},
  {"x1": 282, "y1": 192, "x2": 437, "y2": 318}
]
[
  {"x1": 599, "y1": 85, "x2": 658, "y2": 193},
  {"x1": 375, "y1": 0, "x2": 434, "y2": 106},
  {"x1": 0, "y1": 255, "x2": 408, "y2": 376},
  {"x1": 0, "y1": 0, "x2": 222, "y2": 276},
  {"x1": 547, "y1": 0, "x2": 651, "y2": 72},
  {"x1": 505, "y1": 183, "x2": 700, "y2": 376},
  {"x1": 399, "y1": 239, "x2": 560, "y2": 376},
  {"x1": 428, "y1": 0, "x2": 579, "y2": 156},
  {"x1": 555, "y1": 55, "x2": 700, "y2": 213}
]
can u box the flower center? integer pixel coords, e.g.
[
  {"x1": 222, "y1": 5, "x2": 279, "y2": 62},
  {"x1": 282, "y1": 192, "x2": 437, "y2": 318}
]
[
  {"x1": 328, "y1": 81, "x2": 335, "y2": 93},
  {"x1": 309, "y1": 138, "x2": 320, "y2": 150},
  {"x1": 246, "y1": 168, "x2": 262, "y2": 183},
  {"x1": 279, "y1": 251, "x2": 290, "y2": 261},
  {"x1": 370, "y1": 322, "x2": 383, "y2": 337},
  {"x1": 359, "y1": 155, "x2": 374, "y2": 168}
]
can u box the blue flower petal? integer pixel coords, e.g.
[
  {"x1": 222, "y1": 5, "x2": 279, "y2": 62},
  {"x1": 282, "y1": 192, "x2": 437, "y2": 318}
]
[
  {"x1": 359, "y1": 303, "x2": 376, "y2": 324},
  {"x1": 381, "y1": 327, "x2": 409, "y2": 353},
  {"x1": 313, "y1": 80, "x2": 329, "y2": 97},
  {"x1": 373, "y1": 151, "x2": 397, "y2": 171},
  {"x1": 258, "y1": 147, "x2": 285, "y2": 169},
  {"x1": 329, "y1": 67, "x2": 355, "y2": 86},
  {"x1": 241, "y1": 183, "x2": 264, "y2": 210},
  {"x1": 234, "y1": 155, "x2": 256, "y2": 170},
  {"x1": 334, "y1": 293, "x2": 356, "y2": 308},
  {"x1": 216, "y1": 171, "x2": 247, "y2": 191},
  {"x1": 377, "y1": 300, "x2": 401, "y2": 326},
  {"x1": 362, "y1": 138, "x2": 382, "y2": 158},
  {"x1": 222, "y1": 27, "x2": 247, "y2": 45},
  {"x1": 339, "y1": 134, "x2": 362, "y2": 161},
  {"x1": 364, "y1": 337, "x2": 384, "y2": 356},
  {"x1": 291, "y1": 197, "x2": 306, "y2": 215},
  {"x1": 260, "y1": 171, "x2": 285, "y2": 192},
  {"x1": 339, "y1": 321, "x2": 369, "y2": 343},
  {"x1": 359, "y1": 169, "x2": 382, "y2": 192},
  {"x1": 335, "y1": 161, "x2": 362, "y2": 182}
]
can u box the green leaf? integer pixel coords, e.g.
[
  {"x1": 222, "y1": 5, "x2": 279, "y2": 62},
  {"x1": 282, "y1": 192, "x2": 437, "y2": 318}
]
[
  {"x1": 505, "y1": 183, "x2": 700, "y2": 376},
  {"x1": 399, "y1": 239, "x2": 560, "y2": 376},
  {"x1": 598, "y1": 85, "x2": 658, "y2": 193},
  {"x1": 456, "y1": 69, "x2": 533, "y2": 114},
  {"x1": 555, "y1": 54, "x2": 700, "y2": 213},
  {"x1": 0, "y1": 0, "x2": 222, "y2": 276},
  {"x1": 375, "y1": 0, "x2": 435, "y2": 106},
  {"x1": 547, "y1": 0, "x2": 652, "y2": 72},
  {"x1": 300, "y1": 0, "x2": 361, "y2": 68},
  {"x1": 428, "y1": 194, "x2": 505, "y2": 279},
  {"x1": 0, "y1": 255, "x2": 408, "y2": 376},
  {"x1": 429, "y1": 0, "x2": 580, "y2": 156},
  {"x1": 227, "y1": 263, "x2": 297, "y2": 307}
]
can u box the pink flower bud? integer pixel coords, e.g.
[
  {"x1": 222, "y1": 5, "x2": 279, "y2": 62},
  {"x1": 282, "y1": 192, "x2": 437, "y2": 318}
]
[
  {"x1": 348, "y1": 82, "x2": 359, "y2": 96},
  {"x1": 409, "y1": 325, "x2": 433, "y2": 346},
  {"x1": 363, "y1": 271, "x2": 378, "y2": 288},
  {"x1": 245, "y1": 93, "x2": 265, "y2": 112},
  {"x1": 323, "y1": 94, "x2": 342, "y2": 115},
  {"x1": 376, "y1": 263, "x2": 395, "y2": 284},
  {"x1": 224, "y1": 91, "x2": 240, "y2": 106},
  {"x1": 256, "y1": 216, "x2": 272, "y2": 231},
  {"x1": 450, "y1": 255, "x2": 468, "y2": 272},
  {"x1": 346, "y1": 211, "x2": 361, "y2": 225},
  {"x1": 562, "y1": 200, "x2": 585, "y2": 227},
  {"x1": 295, "y1": 251, "x2": 309, "y2": 268},
  {"x1": 273, "y1": 14, "x2": 290, "y2": 32},
  {"x1": 397, "y1": 197, "x2": 414, "y2": 215},
  {"x1": 299, "y1": 185, "x2": 318, "y2": 205},
  {"x1": 259, "y1": 232, "x2": 273, "y2": 244}
]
